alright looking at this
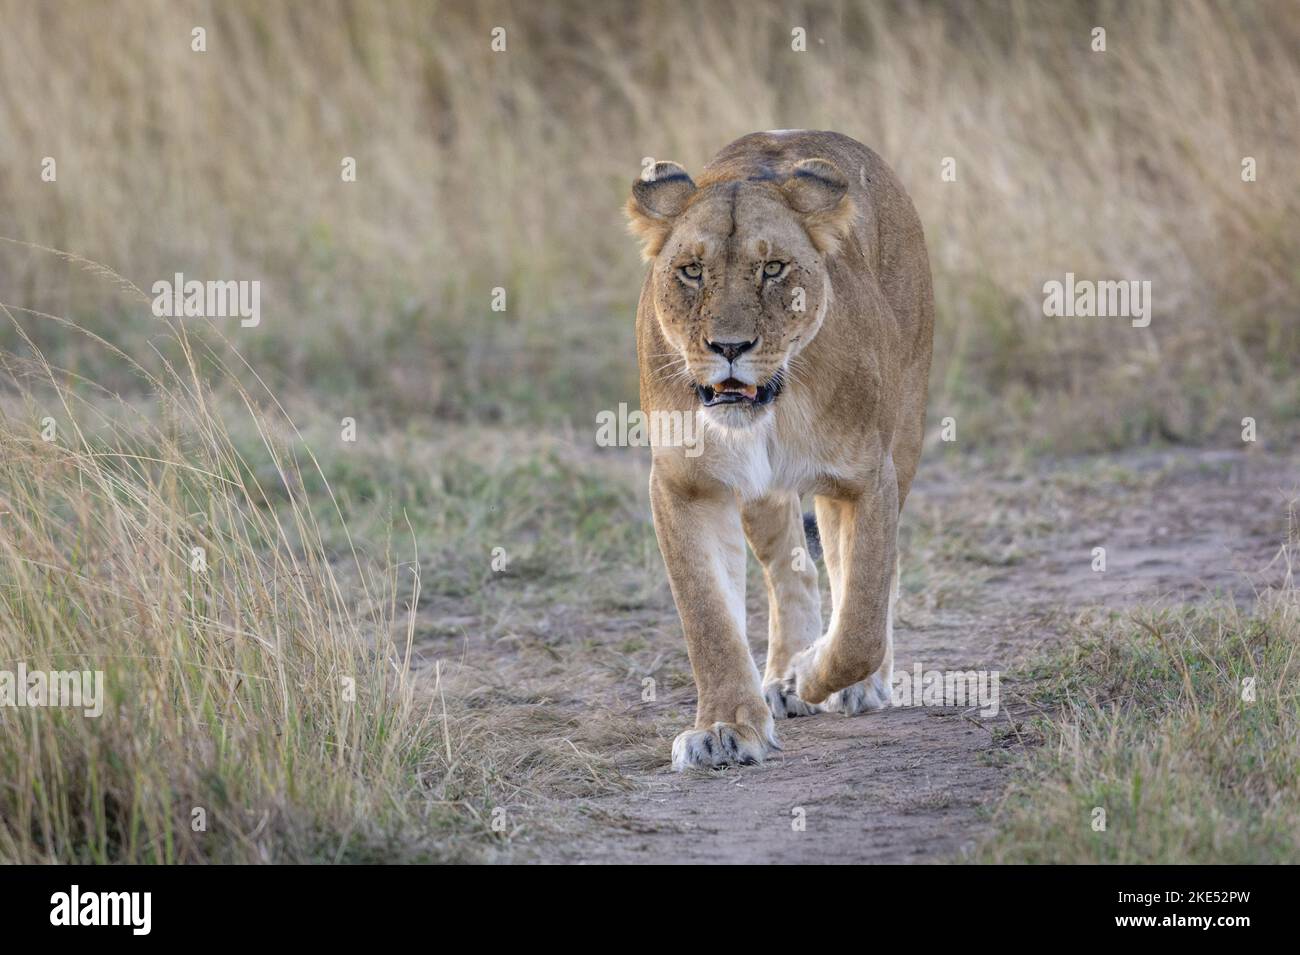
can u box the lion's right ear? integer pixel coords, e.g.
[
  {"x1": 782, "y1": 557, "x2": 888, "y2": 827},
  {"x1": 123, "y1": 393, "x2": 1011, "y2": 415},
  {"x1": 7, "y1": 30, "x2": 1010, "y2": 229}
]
[{"x1": 626, "y1": 161, "x2": 696, "y2": 261}]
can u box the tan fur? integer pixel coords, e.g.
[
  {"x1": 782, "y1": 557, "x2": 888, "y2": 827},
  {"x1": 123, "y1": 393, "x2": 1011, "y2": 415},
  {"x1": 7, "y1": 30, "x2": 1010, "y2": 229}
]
[{"x1": 628, "y1": 131, "x2": 935, "y2": 770}]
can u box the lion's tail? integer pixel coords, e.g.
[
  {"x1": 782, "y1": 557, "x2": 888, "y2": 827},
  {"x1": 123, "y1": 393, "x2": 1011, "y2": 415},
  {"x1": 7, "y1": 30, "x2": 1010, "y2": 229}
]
[{"x1": 802, "y1": 511, "x2": 822, "y2": 563}]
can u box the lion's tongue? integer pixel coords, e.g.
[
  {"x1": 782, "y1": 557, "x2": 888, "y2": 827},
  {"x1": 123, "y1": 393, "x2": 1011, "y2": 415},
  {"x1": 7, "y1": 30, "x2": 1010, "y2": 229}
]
[{"x1": 715, "y1": 380, "x2": 758, "y2": 400}]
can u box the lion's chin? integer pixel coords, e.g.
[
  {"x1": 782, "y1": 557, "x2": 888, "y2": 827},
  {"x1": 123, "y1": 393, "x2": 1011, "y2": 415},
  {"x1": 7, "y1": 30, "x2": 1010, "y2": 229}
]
[{"x1": 698, "y1": 397, "x2": 778, "y2": 432}]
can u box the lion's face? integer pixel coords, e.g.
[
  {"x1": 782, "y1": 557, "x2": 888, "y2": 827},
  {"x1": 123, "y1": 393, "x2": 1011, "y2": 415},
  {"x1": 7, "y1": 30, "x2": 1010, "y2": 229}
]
[{"x1": 629, "y1": 159, "x2": 855, "y2": 429}]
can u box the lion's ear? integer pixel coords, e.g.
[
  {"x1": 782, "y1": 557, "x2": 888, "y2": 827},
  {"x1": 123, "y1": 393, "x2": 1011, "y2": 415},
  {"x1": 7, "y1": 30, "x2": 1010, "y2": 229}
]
[
  {"x1": 626, "y1": 161, "x2": 696, "y2": 261},
  {"x1": 781, "y1": 158, "x2": 855, "y2": 256}
]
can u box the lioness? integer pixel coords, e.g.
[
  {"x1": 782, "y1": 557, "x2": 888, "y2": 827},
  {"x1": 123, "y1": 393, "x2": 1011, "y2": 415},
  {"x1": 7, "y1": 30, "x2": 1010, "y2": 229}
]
[{"x1": 627, "y1": 130, "x2": 934, "y2": 770}]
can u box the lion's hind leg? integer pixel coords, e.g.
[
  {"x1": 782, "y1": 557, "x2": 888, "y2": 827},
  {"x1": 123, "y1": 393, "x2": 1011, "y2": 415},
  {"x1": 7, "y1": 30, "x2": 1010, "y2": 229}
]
[{"x1": 741, "y1": 492, "x2": 824, "y2": 719}]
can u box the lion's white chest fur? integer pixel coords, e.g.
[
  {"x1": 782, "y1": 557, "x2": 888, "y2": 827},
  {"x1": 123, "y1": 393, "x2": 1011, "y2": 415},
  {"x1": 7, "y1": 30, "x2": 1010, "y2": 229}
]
[{"x1": 699, "y1": 410, "x2": 831, "y2": 501}]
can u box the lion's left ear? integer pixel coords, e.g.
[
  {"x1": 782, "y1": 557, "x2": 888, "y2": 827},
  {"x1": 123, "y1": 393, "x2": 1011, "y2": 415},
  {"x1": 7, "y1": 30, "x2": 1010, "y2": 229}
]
[
  {"x1": 626, "y1": 161, "x2": 696, "y2": 261},
  {"x1": 781, "y1": 158, "x2": 856, "y2": 256}
]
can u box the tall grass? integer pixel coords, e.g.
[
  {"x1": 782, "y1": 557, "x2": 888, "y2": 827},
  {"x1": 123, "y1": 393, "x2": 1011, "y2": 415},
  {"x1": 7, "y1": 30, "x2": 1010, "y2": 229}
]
[
  {"x1": 0, "y1": 288, "x2": 460, "y2": 862},
  {"x1": 1, "y1": 0, "x2": 1296, "y2": 448}
]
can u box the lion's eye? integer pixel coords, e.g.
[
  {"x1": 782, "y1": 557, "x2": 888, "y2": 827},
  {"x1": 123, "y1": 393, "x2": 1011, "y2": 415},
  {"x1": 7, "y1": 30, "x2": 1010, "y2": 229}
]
[
  {"x1": 679, "y1": 264, "x2": 703, "y2": 281},
  {"x1": 762, "y1": 261, "x2": 786, "y2": 279}
]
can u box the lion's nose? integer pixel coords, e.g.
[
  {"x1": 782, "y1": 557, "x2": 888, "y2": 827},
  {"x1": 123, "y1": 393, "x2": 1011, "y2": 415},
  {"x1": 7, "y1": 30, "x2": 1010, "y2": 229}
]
[{"x1": 705, "y1": 339, "x2": 757, "y2": 362}]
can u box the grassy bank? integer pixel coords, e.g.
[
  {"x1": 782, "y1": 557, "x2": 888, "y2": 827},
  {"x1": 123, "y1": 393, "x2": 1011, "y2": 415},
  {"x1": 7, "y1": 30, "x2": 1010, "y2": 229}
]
[
  {"x1": 978, "y1": 577, "x2": 1300, "y2": 863},
  {"x1": 0, "y1": 294, "x2": 663, "y2": 863},
  {"x1": 0, "y1": 312, "x2": 478, "y2": 862}
]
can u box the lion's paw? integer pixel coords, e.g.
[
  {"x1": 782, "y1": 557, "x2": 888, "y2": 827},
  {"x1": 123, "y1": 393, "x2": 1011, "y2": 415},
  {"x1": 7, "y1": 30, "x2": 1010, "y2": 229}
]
[
  {"x1": 780, "y1": 641, "x2": 829, "y2": 705},
  {"x1": 763, "y1": 681, "x2": 821, "y2": 719},
  {"x1": 671, "y1": 721, "x2": 779, "y2": 771},
  {"x1": 824, "y1": 672, "x2": 892, "y2": 715}
]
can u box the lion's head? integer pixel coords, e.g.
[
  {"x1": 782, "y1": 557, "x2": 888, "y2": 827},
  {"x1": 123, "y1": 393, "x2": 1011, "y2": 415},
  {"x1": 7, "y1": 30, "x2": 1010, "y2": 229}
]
[{"x1": 628, "y1": 157, "x2": 856, "y2": 429}]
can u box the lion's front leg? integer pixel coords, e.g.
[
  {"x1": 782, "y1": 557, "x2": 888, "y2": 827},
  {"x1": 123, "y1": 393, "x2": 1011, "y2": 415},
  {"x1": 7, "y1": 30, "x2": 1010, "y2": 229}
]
[
  {"x1": 804, "y1": 495, "x2": 895, "y2": 715},
  {"x1": 650, "y1": 469, "x2": 778, "y2": 771},
  {"x1": 822, "y1": 553, "x2": 897, "y2": 715},
  {"x1": 784, "y1": 458, "x2": 899, "y2": 707}
]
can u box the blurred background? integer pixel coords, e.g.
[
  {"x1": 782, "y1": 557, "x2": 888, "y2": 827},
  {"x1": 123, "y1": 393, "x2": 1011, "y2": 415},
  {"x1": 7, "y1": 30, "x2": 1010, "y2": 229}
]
[{"x1": 2, "y1": 0, "x2": 1297, "y2": 451}]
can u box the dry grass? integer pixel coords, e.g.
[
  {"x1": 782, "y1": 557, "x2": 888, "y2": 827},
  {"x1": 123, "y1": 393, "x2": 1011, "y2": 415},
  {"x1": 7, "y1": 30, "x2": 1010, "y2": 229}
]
[
  {"x1": 0, "y1": 299, "x2": 478, "y2": 862},
  {"x1": 1, "y1": 0, "x2": 1296, "y2": 446}
]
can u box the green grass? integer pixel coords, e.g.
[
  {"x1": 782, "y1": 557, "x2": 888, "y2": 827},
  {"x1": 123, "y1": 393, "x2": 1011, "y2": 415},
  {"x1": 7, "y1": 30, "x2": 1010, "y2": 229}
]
[{"x1": 977, "y1": 584, "x2": 1300, "y2": 863}]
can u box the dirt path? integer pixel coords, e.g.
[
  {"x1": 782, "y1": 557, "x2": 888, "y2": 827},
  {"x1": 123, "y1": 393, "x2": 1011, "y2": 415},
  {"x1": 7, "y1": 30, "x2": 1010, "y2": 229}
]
[{"x1": 421, "y1": 447, "x2": 1296, "y2": 864}]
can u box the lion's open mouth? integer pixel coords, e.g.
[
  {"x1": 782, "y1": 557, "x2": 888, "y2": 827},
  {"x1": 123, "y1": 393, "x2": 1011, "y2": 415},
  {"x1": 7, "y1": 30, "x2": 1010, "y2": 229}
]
[{"x1": 696, "y1": 374, "x2": 783, "y2": 408}]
